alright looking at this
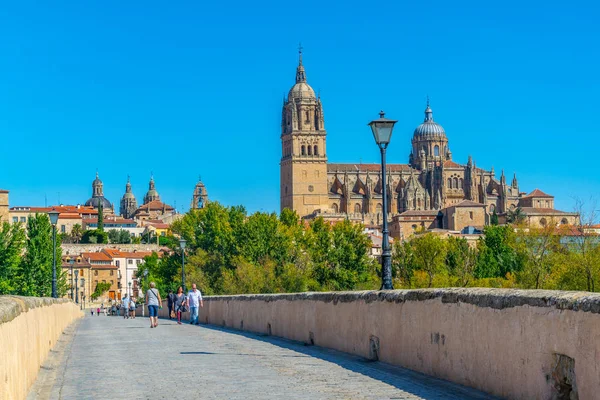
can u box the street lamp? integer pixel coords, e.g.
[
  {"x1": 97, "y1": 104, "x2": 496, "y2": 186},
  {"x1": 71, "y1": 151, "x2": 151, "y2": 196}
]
[
  {"x1": 369, "y1": 111, "x2": 397, "y2": 290},
  {"x1": 179, "y1": 238, "x2": 187, "y2": 292},
  {"x1": 74, "y1": 269, "x2": 79, "y2": 304},
  {"x1": 128, "y1": 281, "x2": 132, "y2": 298},
  {"x1": 142, "y1": 269, "x2": 148, "y2": 318},
  {"x1": 81, "y1": 278, "x2": 85, "y2": 310},
  {"x1": 69, "y1": 258, "x2": 75, "y2": 300},
  {"x1": 48, "y1": 210, "x2": 60, "y2": 298}
]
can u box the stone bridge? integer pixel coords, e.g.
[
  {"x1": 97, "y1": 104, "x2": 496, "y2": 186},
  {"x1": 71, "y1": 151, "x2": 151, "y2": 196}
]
[{"x1": 2, "y1": 289, "x2": 599, "y2": 399}]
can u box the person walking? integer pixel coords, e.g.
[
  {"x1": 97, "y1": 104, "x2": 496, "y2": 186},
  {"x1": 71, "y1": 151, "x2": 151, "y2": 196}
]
[
  {"x1": 145, "y1": 282, "x2": 162, "y2": 328},
  {"x1": 96, "y1": 306, "x2": 100, "y2": 316},
  {"x1": 167, "y1": 290, "x2": 175, "y2": 319},
  {"x1": 174, "y1": 286, "x2": 186, "y2": 325},
  {"x1": 187, "y1": 283, "x2": 203, "y2": 325},
  {"x1": 129, "y1": 298, "x2": 136, "y2": 319},
  {"x1": 122, "y1": 295, "x2": 130, "y2": 319}
]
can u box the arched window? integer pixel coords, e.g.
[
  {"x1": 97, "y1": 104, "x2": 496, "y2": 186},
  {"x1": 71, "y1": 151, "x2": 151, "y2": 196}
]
[
  {"x1": 314, "y1": 145, "x2": 318, "y2": 156},
  {"x1": 453, "y1": 177, "x2": 458, "y2": 189},
  {"x1": 459, "y1": 178, "x2": 464, "y2": 188},
  {"x1": 561, "y1": 218, "x2": 568, "y2": 225},
  {"x1": 331, "y1": 203, "x2": 339, "y2": 213},
  {"x1": 376, "y1": 203, "x2": 382, "y2": 214},
  {"x1": 354, "y1": 204, "x2": 362, "y2": 214},
  {"x1": 412, "y1": 224, "x2": 417, "y2": 231},
  {"x1": 301, "y1": 145, "x2": 306, "y2": 155},
  {"x1": 540, "y1": 218, "x2": 547, "y2": 227},
  {"x1": 434, "y1": 145, "x2": 440, "y2": 156},
  {"x1": 447, "y1": 178, "x2": 452, "y2": 188},
  {"x1": 307, "y1": 146, "x2": 312, "y2": 155},
  {"x1": 489, "y1": 204, "x2": 496, "y2": 213}
]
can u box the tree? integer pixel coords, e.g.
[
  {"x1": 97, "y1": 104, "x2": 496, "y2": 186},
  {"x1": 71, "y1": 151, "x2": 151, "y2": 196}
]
[
  {"x1": 82, "y1": 229, "x2": 108, "y2": 244},
  {"x1": 91, "y1": 282, "x2": 111, "y2": 299},
  {"x1": 446, "y1": 236, "x2": 477, "y2": 287},
  {"x1": 568, "y1": 199, "x2": 600, "y2": 291},
  {"x1": 475, "y1": 225, "x2": 524, "y2": 279},
  {"x1": 0, "y1": 221, "x2": 26, "y2": 294},
  {"x1": 70, "y1": 224, "x2": 83, "y2": 244},
  {"x1": 491, "y1": 209, "x2": 499, "y2": 226},
  {"x1": 108, "y1": 229, "x2": 132, "y2": 244},
  {"x1": 507, "y1": 207, "x2": 526, "y2": 225},
  {"x1": 16, "y1": 214, "x2": 65, "y2": 297},
  {"x1": 411, "y1": 233, "x2": 447, "y2": 288},
  {"x1": 392, "y1": 240, "x2": 416, "y2": 288},
  {"x1": 97, "y1": 203, "x2": 104, "y2": 232}
]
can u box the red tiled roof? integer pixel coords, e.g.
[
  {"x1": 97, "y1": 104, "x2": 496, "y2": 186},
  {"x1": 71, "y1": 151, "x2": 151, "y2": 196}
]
[
  {"x1": 397, "y1": 210, "x2": 440, "y2": 217},
  {"x1": 328, "y1": 163, "x2": 413, "y2": 173},
  {"x1": 443, "y1": 160, "x2": 462, "y2": 168},
  {"x1": 136, "y1": 200, "x2": 174, "y2": 212},
  {"x1": 519, "y1": 207, "x2": 576, "y2": 215},
  {"x1": 522, "y1": 189, "x2": 553, "y2": 198},
  {"x1": 450, "y1": 200, "x2": 486, "y2": 208},
  {"x1": 119, "y1": 251, "x2": 153, "y2": 259},
  {"x1": 81, "y1": 252, "x2": 113, "y2": 261},
  {"x1": 59, "y1": 213, "x2": 83, "y2": 220},
  {"x1": 147, "y1": 223, "x2": 169, "y2": 229},
  {"x1": 0, "y1": 189, "x2": 8, "y2": 193}
]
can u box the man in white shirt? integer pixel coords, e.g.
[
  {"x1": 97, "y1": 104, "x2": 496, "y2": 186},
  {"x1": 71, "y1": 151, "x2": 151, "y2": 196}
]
[
  {"x1": 187, "y1": 283, "x2": 203, "y2": 325},
  {"x1": 122, "y1": 295, "x2": 130, "y2": 319}
]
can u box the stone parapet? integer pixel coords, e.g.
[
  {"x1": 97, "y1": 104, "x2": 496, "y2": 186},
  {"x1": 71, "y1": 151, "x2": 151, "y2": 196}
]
[
  {"x1": 62, "y1": 243, "x2": 160, "y2": 255},
  {"x1": 170, "y1": 288, "x2": 600, "y2": 399},
  {"x1": 0, "y1": 296, "x2": 82, "y2": 400}
]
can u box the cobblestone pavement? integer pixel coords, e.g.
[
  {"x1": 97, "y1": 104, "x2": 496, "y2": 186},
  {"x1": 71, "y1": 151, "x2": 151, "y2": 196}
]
[{"x1": 32, "y1": 314, "x2": 496, "y2": 400}]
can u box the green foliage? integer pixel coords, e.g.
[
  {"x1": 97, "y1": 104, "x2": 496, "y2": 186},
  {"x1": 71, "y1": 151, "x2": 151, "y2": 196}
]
[
  {"x1": 91, "y1": 282, "x2": 111, "y2": 299},
  {"x1": 446, "y1": 236, "x2": 477, "y2": 287},
  {"x1": 71, "y1": 224, "x2": 83, "y2": 244},
  {"x1": 82, "y1": 229, "x2": 108, "y2": 244},
  {"x1": 491, "y1": 209, "x2": 499, "y2": 225},
  {"x1": 97, "y1": 203, "x2": 104, "y2": 232},
  {"x1": 411, "y1": 233, "x2": 447, "y2": 288},
  {"x1": 475, "y1": 226, "x2": 524, "y2": 279},
  {"x1": 0, "y1": 221, "x2": 26, "y2": 294},
  {"x1": 108, "y1": 229, "x2": 132, "y2": 244}
]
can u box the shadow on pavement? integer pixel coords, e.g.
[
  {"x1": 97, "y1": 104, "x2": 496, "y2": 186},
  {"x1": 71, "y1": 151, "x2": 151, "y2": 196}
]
[{"x1": 194, "y1": 323, "x2": 497, "y2": 400}]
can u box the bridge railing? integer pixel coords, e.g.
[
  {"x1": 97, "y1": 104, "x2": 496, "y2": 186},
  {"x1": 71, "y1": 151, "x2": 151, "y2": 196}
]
[
  {"x1": 0, "y1": 296, "x2": 82, "y2": 400},
  {"x1": 155, "y1": 288, "x2": 599, "y2": 400}
]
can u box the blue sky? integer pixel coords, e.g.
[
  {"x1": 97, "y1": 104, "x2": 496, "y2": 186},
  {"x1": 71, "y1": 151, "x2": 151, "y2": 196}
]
[{"x1": 0, "y1": 0, "x2": 598, "y2": 214}]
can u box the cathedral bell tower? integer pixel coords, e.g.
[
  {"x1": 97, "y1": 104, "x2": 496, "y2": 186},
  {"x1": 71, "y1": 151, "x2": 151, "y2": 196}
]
[{"x1": 280, "y1": 47, "x2": 328, "y2": 216}]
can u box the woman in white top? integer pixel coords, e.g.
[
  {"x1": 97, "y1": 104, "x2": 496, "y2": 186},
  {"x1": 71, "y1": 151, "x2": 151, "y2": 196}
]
[{"x1": 145, "y1": 282, "x2": 162, "y2": 328}]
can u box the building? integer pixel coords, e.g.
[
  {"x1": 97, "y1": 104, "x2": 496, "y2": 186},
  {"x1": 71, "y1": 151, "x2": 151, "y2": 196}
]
[
  {"x1": 82, "y1": 216, "x2": 144, "y2": 238},
  {"x1": 191, "y1": 177, "x2": 209, "y2": 209},
  {"x1": 9, "y1": 205, "x2": 97, "y2": 234},
  {"x1": 119, "y1": 176, "x2": 138, "y2": 219},
  {"x1": 0, "y1": 189, "x2": 8, "y2": 222},
  {"x1": 279, "y1": 49, "x2": 578, "y2": 237},
  {"x1": 131, "y1": 176, "x2": 175, "y2": 221},
  {"x1": 84, "y1": 173, "x2": 114, "y2": 214},
  {"x1": 61, "y1": 255, "x2": 93, "y2": 304}
]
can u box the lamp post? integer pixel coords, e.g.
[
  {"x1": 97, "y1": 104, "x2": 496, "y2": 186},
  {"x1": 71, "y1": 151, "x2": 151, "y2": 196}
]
[
  {"x1": 74, "y1": 269, "x2": 79, "y2": 304},
  {"x1": 369, "y1": 111, "x2": 397, "y2": 290},
  {"x1": 48, "y1": 210, "x2": 60, "y2": 298},
  {"x1": 179, "y1": 238, "x2": 187, "y2": 292},
  {"x1": 81, "y1": 278, "x2": 85, "y2": 310},
  {"x1": 69, "y1": 258, "x2": 75, "y2": 300},
  {"x1": 142, "y1": 269, "x2": 148, "y2": 318},
  {"x1": 128, "y1": 281, "x2": 132, "y2": 298}
]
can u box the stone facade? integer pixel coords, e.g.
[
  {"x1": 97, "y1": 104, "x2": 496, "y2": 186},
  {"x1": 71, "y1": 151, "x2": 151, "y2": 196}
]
[
  {"x1": 0, "y1": 189, "x2": 9, "y2": 222},
  {"x1": 119, "y1": 176, "x2": 138, "y2": 219},
  {"x1": 191, "y1": 178, "x2": 209, "y2": 209},
  {"x1": 279, "y1": 50, "x2": 578, "y2": 236}
]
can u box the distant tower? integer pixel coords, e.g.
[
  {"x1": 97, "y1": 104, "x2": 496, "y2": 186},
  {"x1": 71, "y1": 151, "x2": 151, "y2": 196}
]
[
  {"x1": 143, "y1": 175, "x2": 160, "y2": 204},
  {"x1": 84, "y1": 172, "x2": 112, "y2": 211},
  {"x1": 120, "y1": 176, "x2": 138, "y2": 219},
  {"x1": 280, "y1": 46, "x2": 329, "y2": 216},
  {"x1": 410, "y1": 98, "x2": 449, "y2": 169},
  {"x1": 191, "y1": 177, "x2": 209, "y2": 209}
]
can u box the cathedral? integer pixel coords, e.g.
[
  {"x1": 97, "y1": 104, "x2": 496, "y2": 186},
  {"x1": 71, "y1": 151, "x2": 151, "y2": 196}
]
[{"x1": 280, "y1": 50, "x2": 578, "y2": 237}]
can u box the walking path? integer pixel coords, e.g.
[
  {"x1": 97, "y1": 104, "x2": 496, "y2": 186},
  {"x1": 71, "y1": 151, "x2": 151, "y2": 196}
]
[{"x1": 29, "y1": 314, "x2": 495, "y2": 399}]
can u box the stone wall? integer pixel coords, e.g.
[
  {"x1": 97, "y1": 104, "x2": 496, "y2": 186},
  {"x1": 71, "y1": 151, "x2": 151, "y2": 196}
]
[
  {"x1": 158, "y1": 289, "x2": 600, "y2": 400},
  {"x1": 62, "y1": 243, "x2": 160, "y2": 256},
  {"x1": 0, "y1": 296, "x2": 82, "y2": 400}
]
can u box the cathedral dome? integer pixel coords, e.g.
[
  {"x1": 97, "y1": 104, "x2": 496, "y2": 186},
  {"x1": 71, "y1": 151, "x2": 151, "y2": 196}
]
[
  {"x1": 413, "y1": 103, "x2": 446, "y2": 137},
  {"x1": 84, "y1": 196, "x2": 112, "y2": 209},
  {"x1": 288, "y1": 82, "x2": 316, "y2": 101}
]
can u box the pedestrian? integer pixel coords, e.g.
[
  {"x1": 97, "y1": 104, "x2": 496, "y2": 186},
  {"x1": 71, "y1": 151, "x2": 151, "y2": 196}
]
[
  {"x1": 145, "y1": 282, "x2": 162, "y2": 328},
  {"x1": 111, "y1": 303, "x2": 117, "y2": 316},
  {"x1": 174, "y1": 286, "x2": 186, "y2": 325},
  {"x1": 122, "y1": 295, "x2": 130, "y2": 319},
  {"x1": 129, "y1": 298, "x2": 136, "y2": 319},
  {"x1": 116, "y1": 303, "x2": 121, "y2": 317},
  {"x1": 187, "y1": 283, "x2": 203, "y2": 325},
  {"x1": 167, "y1": 290, "x2": 175, "y2": 319},
  {"x1": 90, "y1": 308, "x2": 94, "y2": 316},
  {"x1": 96, "y1": 306, "x2": 100, "y2": 316}
]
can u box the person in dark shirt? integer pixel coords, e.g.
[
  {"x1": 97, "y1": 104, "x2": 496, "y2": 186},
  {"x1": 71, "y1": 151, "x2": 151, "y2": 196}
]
[{"x1": 167, "y1": 290, "x2": 176, "y2": 319}]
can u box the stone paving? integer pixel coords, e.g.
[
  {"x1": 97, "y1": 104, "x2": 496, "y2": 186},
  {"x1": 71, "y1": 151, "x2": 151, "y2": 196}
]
[{"x1": 30, "y1": 314, "x2": 496, "y2": 400}]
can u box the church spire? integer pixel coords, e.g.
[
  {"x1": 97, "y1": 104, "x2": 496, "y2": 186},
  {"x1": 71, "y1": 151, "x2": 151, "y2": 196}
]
[
  {"x1": 512, "y1": 172, "x2": 518, "y2": 188},
  {"x1": 295, "y1": 43, "x2": 306, "y2": 83},
  {"x1": 424, "y1": 96, "x2": 433, "y2": 122}
]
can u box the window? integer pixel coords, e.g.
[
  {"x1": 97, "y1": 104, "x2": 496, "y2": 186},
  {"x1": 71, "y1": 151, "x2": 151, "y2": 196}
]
[
  {"x1": 540, "y1": 218, "x2": 547, "y2": 227},
  {"x1": 128, "y1": 260, "x2": 133, "y2": 265},
  {"x1": 116, "y1": 261, "x2": 120, "y2": 267},
  {"x1": 331, "y1": 203, "x2": 339, "y2": 213},
  {"x1": 301, "y1": 145, "x2": 306, "y2": 155},
  {"x1": 94, "y1": 270, "x2": 98, "y2": 276},
  {"x1": 110, "y1": 270, "x2": 114, "y2": 276},
  {"x1": 102, "y1": 280, "x2": 106, "y2": 283},
  {"x1": 469, "y1": 211, "x2": 474, "y2": 220},
  {"x1": 447, "y1": 178, "x2": 452, "y2": 188},
  {"x1": 434, "y1": 145, "x2": 440, "y2": 156},
  {"x1": 453, "y1": 177, "x2": 458, "y2": 189},
  {"x1": 308, "y1": 146, "x2": 312, "y2": 155},
  {"x1": 12, "y1": 217, "x2": 18, "y2": 223},
  {"x1": 314, "y1": 145, "x2": 318, "y2": 156},
  {"x1": 80, "y1": 269, "x2": 84, "y2": 275},
  {"x1": 110, "y1": 280, "x2": 114, "y2": 285},
  {"x1": 376, "y1": 203, "x2": 382, "y2": 214},
  {"x1": 459, "y1": 178, "x2": 464, "y2": 188},
  {"x1": 354, "y1": 204, "x2": 361, "y2": 213},
  {"x1": 546, "y1": 201, "x2": 550, "y2": 208},
  {"x1": 412, "y1": 224, "x2": 417, "y2": 230},
  {"x1": 61, "y1": 225, "x2": 66, "y2": 233},
  {"x1": 136, "y1": 260, "x2": 141, "y2": 265},
  {"x1": 561, "y1": 218, "x2": 568, "y2": 225},
  {"x1": 20, "y1": 217, "x2": 26, "y2": 223}
]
